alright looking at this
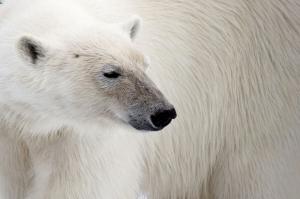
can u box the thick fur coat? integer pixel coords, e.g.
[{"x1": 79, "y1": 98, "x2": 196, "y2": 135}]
[{"x1": 0, "y1": 0, "x2": 299, "y2": 199}]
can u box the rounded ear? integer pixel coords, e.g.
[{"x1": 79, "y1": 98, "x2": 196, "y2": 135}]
[
  {"x1": 17, "y1": 35, "x2": 48, "y2": 65},
  {"x1": 121, "y1": 15, "x2": 142, "y2": 41}
]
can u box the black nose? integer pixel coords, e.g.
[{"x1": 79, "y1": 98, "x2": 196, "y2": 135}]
[{"x1": 150, "y1": 108, "x2": 177, "y2": 130}]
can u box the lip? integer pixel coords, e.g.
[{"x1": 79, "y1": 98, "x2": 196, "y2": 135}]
[
  {"x1": 130, "y1": 123, "x2": 160, "y2": 132},
  {"x1": 107, "y1": 112, "x2": 156, "y2": 131},
  {"x1": 128, "y1": 118, "x2": 173, "y2": 132},
  {"x1": 128, "y1": 119, "x2": 153, "y2": 131}
]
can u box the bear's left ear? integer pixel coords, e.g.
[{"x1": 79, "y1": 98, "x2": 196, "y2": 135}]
[{"x1": 121, "y1": 15, "x2": 142, "y2": 41}]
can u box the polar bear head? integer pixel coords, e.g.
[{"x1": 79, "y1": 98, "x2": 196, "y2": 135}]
[{"x1": 13, "y1": 16, "x2": 176, "y2": 132}]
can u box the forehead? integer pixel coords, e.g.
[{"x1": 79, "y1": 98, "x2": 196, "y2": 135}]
[{"x1": 65, "y1": 30, "x2": 146, "y2": 70}]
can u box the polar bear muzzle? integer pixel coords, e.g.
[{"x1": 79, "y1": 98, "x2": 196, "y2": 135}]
[{"x1": 122, "y1": 75, "x2": 177, "y2": 132}]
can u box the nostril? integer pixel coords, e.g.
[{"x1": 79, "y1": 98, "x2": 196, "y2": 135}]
[{"x1": 150, "y1": 108, "x2": 177, "y2": 129}]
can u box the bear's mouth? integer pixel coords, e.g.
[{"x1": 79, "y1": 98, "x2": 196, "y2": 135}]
[
  {"x1": 128, "y1": 118, "x2": 160, "y2": 132},
  {"x1": 108, "y1": 112, "x2": 158, "y2": 132}
]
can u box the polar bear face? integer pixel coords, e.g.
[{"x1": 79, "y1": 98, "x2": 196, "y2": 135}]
[{"x1": 15, "y1": 17, "x2": 176, "y2": 132}]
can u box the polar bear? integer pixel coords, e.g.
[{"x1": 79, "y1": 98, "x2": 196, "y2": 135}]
[
  {"x1": 0, "y1": 0, "x2": 176, "y2": 198},
  {"x1": 1, "y1": 0, "x2": 300, "y2": 199}
]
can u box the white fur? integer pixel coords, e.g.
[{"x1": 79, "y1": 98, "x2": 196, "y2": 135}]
[{"x1": 0, "y1": 0, "x2": 300, "y2": 199}]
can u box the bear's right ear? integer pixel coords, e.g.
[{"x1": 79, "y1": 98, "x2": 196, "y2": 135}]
[
  {"x1": 17, "y1": 35, "x2": 49, "y2": 66},
  {"x1": 120, "y1": 15, "x2": 142, "y2": 41}
]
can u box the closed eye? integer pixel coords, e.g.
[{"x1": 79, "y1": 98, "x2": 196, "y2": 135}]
[{"x1": 103, "y1": 71, "x2": 121, "y2": 78}]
